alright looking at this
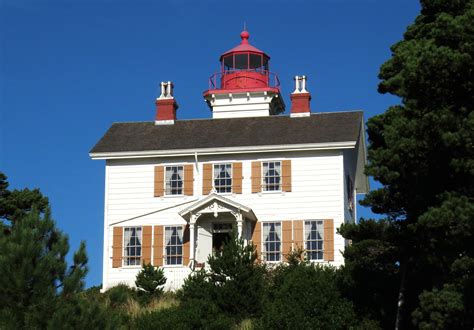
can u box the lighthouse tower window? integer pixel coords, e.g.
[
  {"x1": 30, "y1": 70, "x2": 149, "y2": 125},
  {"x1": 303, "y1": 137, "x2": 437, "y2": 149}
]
[{"x1": 234, "y1": 54, "x2": 248, "y2": 70}]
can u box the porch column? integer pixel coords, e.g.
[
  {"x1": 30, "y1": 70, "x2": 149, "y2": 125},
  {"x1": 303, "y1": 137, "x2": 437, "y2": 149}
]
[
  {"x1": 236, "y1": 212, "x2": 243, "y2": 238},
  {"x1": 190, "y1": 214, "x2": 196, "y2": 267}
]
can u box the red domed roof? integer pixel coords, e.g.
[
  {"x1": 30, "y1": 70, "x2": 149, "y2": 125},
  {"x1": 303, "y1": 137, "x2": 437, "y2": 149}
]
[{"x1": 220, "y1": 31, "x2": 270, "y2": 60}]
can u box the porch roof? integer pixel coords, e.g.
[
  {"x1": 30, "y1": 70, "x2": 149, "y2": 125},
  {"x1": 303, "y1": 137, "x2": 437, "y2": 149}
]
[{"x1": 179, "y1": 193, "x2": 257, "y2": 222}]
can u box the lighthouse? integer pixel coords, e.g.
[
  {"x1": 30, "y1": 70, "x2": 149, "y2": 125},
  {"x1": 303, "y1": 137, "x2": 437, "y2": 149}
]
[
  {"x1": 203, "y1": 30, "x2": 286, "y2": 119},
  {"x1": 91, "y1": 28, "x2": 368, "y2": 292}
]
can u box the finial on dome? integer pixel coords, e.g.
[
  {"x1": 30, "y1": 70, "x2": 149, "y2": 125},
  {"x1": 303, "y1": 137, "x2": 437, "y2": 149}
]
[{"x1": 240, "y1": 30, "x2": 249, "y2": 44}]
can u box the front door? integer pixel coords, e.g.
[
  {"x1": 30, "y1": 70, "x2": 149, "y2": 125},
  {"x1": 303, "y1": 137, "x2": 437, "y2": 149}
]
[{"x1": 212, "y1": 223, "x2": 233, "y2": 254}]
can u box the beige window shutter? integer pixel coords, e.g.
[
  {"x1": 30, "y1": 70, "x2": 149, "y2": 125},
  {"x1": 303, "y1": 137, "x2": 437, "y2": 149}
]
[
  {"x1": 182, "y1": 224, "x2": 190, "y2": 266},
  {"x1": 153, "y1": 225, "x2": 164, "y2": 266},
  {"x1": 112, "y1": 227, "x2": 123, "y2": 268},
  {"x1": 202, "y1": 163, "x2": 213, "y2": 195},
  {"x1": 184, "y1": 164, "x2": 194, "y2": 196},
  {"x1": 292, "y1": 220, "x2": 305, "y2": 255},
  {"x1": 154, "y1": 166, "x2": 164, "y2": 197},
  {"x1": 251, "y1": 222, "x2": 261, "y2": 258},
  {"x1": 232, "y1": 162, "x2": 243, "y2": 194},
  {"x1": 282, "y1": 220, "x2": 293, "y2": 261},
  {"x1": 141, "y1": 226, "x2": 152, "y2": 265},
  {"x1": 251, "y1": 161, "x2": 262, "y2": 193},
  {"x1": 282, "y1": 160, "x2": 292, "y2": 192},
  {"x1": 323, "y1": 219, "x2": 335, "y2": 262}
]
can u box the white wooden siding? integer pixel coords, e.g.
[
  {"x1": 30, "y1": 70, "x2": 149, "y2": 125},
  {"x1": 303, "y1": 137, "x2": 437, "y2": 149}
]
[{"x1": 102, "y1": 149, "x2": 350, "y2": 290}]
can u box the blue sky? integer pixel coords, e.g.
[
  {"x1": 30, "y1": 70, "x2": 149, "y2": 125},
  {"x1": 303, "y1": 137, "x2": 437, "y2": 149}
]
[{"x1": 1, "y1": 0, "x2": 420, "y2": 287}]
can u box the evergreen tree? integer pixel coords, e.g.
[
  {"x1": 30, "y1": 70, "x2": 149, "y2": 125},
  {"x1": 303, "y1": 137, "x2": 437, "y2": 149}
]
[
  {"x1": 135, "y1": 262, "x2": 167, "y2": 301},
  {"x1": 179, "y1": 231, "x2": 266, "y2": 321},
  {"x1": 0, "y1": 173, "x2": 88, "y2": 328},
  {"x1": 341, "y1": 0, "x2": 473, "y2": 327}
]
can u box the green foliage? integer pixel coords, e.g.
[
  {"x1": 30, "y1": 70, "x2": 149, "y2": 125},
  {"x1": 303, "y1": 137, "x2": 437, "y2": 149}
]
[
  {"x1": 341, "y1": 0, "x2": 474, "y2": 327},
  {"x1": 0, "y1": 173, "x2": 88, "y2": 328},
  {"x1": 338, "y1": 219, "x2": 400, "y2": 327},
  {"x1": 285, "y1": 244, "x2": 307, "y2": 266},
  {"x1": 48, "y1": 293, "x2": 124, "y2": 330},
  {"x1": 0, "y1": 172, "x2": 49, "y2": 224},
  {"x1": 412, "y1": 284, "x2": 465, "y2": 329},
  {"x1": 105, "y1": 284, "x2": 137, "y2": 308},
  {"x1": 179, "y1": 231, "x2": 266, "y2": 320},
  {"x1": 261, "y1": 263, "x2": 357, "y2": 329},
  {"x1": 133, "y1": 304, "x2": 235, "y2": 330},
  {"x1": 135, "y1": 263, "x2": 167, "y2": 302}
]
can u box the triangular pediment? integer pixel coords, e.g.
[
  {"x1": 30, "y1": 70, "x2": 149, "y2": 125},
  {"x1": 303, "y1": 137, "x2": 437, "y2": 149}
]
[{"x1": 179, "y1": 193, "x2": 257, "y2": 222}]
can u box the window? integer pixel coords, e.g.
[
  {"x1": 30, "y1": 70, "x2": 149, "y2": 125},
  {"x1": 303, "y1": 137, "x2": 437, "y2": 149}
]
[
  {"x1": 213, "y1": 163, "x2": 232, "y2": 193},
  {"x1": 263, "y1": 161, "x2": 281, "y2": 191},
  {"x1": 123, "y1": 227, "x2": 142, "y2": 266},
  {"x1": 263, "y1": 222, "x2": 281, "y2": 261},
  {"x1": 165, "y1": 226, "x2": 183, "y2": 265},
  {"x1": 305, "y1": 220, "x2": 324, "y2": 260},
  {"x1": 165, "y1": 166, "x2": 183, "y2": 195},
  {"x1": 234, "y1": 53, "x2": 248, "y2": 70}
]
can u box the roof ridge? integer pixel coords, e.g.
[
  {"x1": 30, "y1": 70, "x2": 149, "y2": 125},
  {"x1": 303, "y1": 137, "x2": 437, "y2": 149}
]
[{"x1": 111, "y1": 110, "x2": 363, "y2": 125}]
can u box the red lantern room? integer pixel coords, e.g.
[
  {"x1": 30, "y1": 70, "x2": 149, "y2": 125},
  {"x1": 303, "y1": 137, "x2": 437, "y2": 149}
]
[
  {"x1": 207, "y1": 30, "x2": 281, "y2": 92},
  {"x1": 220, "y1": 30, "x2": 272, "y2": 89},
  {"x1": 204, "y1": 30, "x2": 285, "y2": 118}
]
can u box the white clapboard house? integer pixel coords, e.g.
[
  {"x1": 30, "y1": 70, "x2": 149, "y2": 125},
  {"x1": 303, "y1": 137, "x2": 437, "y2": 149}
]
[{"x1": 90, "y1": 31, "x2": 369, "y2": 291}]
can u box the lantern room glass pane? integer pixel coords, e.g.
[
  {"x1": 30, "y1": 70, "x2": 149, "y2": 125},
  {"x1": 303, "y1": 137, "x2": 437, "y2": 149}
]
[
  {"x1": 223, "y1": 55, "x2": 233, "y2": 71},
  {"x1": 234, "y1": 54, "x2": 248, "y2": 70},
  {"x1": 249, "y1": 54, "x2": 263, "y2": 70}
]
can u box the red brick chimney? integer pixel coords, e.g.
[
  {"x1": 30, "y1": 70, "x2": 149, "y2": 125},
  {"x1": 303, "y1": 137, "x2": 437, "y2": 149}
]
[
  {"x1": 290, "y1": 75, "x2": 311, "y2": 118},
  {"x1": 155, "y1": 81, "x2": 179, "y2": 125}
]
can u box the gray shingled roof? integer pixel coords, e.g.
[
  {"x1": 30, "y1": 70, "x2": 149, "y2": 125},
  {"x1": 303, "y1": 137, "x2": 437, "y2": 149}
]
[{"x1": 90, "y1": 111, "x2": 363, "y2": 154}]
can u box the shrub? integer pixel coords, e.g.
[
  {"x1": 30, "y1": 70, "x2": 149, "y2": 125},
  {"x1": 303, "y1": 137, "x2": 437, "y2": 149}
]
[
  {"x1": 133, "y1": 302, "x2": 235, "y2": 330},
  {"x1": 48, "y1": 293, "x2": 124, "y2": 329},
  {"x1": 105, "y1": 284, "x2": 136, "y2": 308},
  {"x1": 261, "y1": 263, "x2": 357, "y2": 329},
  {"x1": 178, "y1": 232, "x2": 266, "y2": 321}
]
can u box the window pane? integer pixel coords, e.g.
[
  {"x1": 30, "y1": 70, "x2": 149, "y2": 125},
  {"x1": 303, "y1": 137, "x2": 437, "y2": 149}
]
[
  {"x1": 249, "y1": 54, "x2": 262, "y2": 70},
  {"x1": 263, "y1": 222, "x2": 281, "y2": 262},
  {"x1": 234, "y1": 54, "x2": 248, "y2": 70},
  {"x1": 123, "y1": 226, "x2": 142, "y2": 266},
  {"x1": 165, "y1": 166, "x2": 183, "y2": 195},
  {"x1": 164, "y1": 226, "x2": 184, "y2": 265},
  {"x1": 263, "y1": 161, "x2": 281, "y2": 191},
  {"x1": 223, "y1": 55, "x2": 233, "y2": 70},
  {"x1": 305, "y1": 221, "x2": 324, "y2": 261},
  {"x1": 213, "y1": 164, "x2": 232, "y2": 193}
]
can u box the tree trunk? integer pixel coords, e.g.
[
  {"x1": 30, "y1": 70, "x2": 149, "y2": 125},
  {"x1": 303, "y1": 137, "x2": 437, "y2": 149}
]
[{"x1": 395, "y1": 260, "x2": 407, "y2": 330}]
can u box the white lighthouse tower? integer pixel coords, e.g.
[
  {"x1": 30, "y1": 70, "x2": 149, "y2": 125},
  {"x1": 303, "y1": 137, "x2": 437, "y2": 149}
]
[{"x1": 203, "y1": 30, "x2": 286, "y2": 118}]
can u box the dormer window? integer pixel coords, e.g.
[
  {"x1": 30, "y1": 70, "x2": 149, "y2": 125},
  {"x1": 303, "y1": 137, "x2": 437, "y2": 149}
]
[
  {"x1": 214, "y1": 163, "x2": 232, "y2": 193},
  {"x1": 165, "y1": 166, "x2": 183, "y2": 195}
]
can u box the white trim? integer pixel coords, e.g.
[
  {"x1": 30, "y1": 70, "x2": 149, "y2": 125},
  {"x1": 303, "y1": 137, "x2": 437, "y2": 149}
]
[
  {"x1": 101, "y1": 164, "x2": 110, "y2": 292},
  {"x1": 290, "y1": 112, "x2": 311, "y2": 118},
  {"x1": 90, "y1": 141, "x2": 357, "y2": 160},
  {"x1": 155, "y1": 120, "x2": 175, "y2": 125},
  {"x1": 179, "y1": 193, "x2": 253, "y2": 217}
]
